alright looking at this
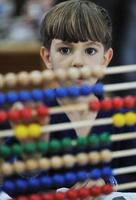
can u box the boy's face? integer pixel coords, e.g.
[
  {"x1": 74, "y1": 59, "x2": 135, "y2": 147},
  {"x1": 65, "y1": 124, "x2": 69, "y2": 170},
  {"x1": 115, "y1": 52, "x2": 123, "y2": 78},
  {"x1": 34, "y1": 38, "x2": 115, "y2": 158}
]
[{"x1": 40, "y1": 39, "x2": 113, "y2": 86}]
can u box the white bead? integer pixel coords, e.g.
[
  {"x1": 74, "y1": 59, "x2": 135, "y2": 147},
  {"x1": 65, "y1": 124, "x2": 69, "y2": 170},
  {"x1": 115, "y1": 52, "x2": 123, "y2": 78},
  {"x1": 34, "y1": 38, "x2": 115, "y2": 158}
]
[
  {"x1": 80, "y1": 66, "x2": 92, "y2": 79},
  {"x1": 76, "y1": 153, "x2": 88, "y2": 165},
  {"x1": 100, "y1": 150, "x2": 112, "y2": 162},
  {"x1": 17, "y1": 71, "x2": 30, "y2": 86},
  {"x1": 62, "y1": 154, "x2": 76, "y2": 168},
  {"x1": 55, "y1": 68, "x2": 67, "y2": 81},
  {"x1": 42, "y1": 70, "x2": 55, "y2": 82},
  {"x1": 38, "y1": 158, "x2": 51, "y2": 170},
  {"x1": 92, "y1": 65, "x2": 106, "y2": 78},
  {"x1": 4, "y1": 73, "x2": 17, "y2": 87},
  {"x1": 0, "y1": 74, "x2": 4, "y2": 88},
  {"x1": 50, "y1": 156, "x2": 63, "y2": 169},
  {"x1": 67, "y1": 67, "x2": 80, "y2": 80},
  {"x1": 88, "y1": 151, "x2": 100, "y2": 165},
  {"x1": 29, "y1": 70, "x2": 42, "y2": 85}
]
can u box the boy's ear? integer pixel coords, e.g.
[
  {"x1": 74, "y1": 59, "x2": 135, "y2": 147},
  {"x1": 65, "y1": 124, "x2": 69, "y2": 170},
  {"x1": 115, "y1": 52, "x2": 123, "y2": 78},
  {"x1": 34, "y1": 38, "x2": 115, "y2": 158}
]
[
  {"x1": 103, "y1": 48, "x2": 113, "y2": 66},
  {"x1": 40, "y1": 46, "x2": 52, "y2": 69}
]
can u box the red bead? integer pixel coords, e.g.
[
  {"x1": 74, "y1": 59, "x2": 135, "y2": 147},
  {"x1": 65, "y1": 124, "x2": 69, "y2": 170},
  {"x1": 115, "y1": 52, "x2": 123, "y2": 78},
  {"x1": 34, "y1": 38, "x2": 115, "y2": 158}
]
[
  {"x1": 66, "y1": 189, "x2": 78, "y2": 199},
  {"x1": 37, "y1": 105, "x2": 49, "y2": 118},
  {"x1": 78, "y1": 187, "x2": 90, "y2": 198},
  {"x1": 54, "y1": 192, "x2": 65, "y2": 200},
  {"x1": 124, "y1": 96, "x2": 135, "y2": 109},
  {"x1": 20, "y1": 107, "x2": 32, "y2": 120},
  {"x1": 112, "y1": 97, "x2": 124, "y2": 109},
  {"x1": 17, "y1": 197, "x2": 29, "y2": 200},
  {"x1": 101, "y1": 98, "x2": 112, "y2": 111},
  {"x1": 8, "y1": 110, "x2": 20, "y2": 122},
  {"x1": 89, "y1": 100, "x2": 101, "y2": 111},
  {"x1": 0, "y1": 111, "x2": 7, "y2": 123},
  {"x1": 101, "y1": 184, "x2": 113, "y2": 194},
  {"x1": 90, "y1": 186, "x2": 101, "y2": 197},
  {"x1": 30, "y1": 194, "x2": 41, "y2": 200},
  {"x1": 42, "y1": 194, "x2": 54, "y2": 200}
]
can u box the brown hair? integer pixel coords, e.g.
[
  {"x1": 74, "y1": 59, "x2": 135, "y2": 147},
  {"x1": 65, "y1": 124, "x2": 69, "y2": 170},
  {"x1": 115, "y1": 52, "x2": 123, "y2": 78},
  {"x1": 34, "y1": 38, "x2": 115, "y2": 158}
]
[{"x1": 40, "y1": 0, "x2": 112, "y2": 51}]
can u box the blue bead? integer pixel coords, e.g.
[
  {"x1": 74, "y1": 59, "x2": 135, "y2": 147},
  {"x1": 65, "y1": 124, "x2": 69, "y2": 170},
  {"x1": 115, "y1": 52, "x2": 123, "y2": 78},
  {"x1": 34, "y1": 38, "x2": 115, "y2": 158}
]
[
  {"x1": 64, "y1": 172, "x2": 77, "y2": 186},
  {"x1": 67, "y1": 86, "x2": 80, "y2": 97},
  {"x1": 31, "y1": 89, "x2": 43, "y2": 102},
  {"x1": 27, "y1": 178, "x2": 40, "y2": 190},
  {"x1": 15, "y1": 179, "x2": 28, "y2": 192},
  {"x1": 19, "y1": 91, "x2": 31, "y2": 102},
  {"x1": 77, "y1": 171, "x2": 88, "y2": 182},
  {"x1": 52, "y1": 174, "x2": 65, "y2": 187},
  {"x1": 6, "y1": 91, "x2": 18, "y2": 104},
  {"x1": 40, "y1": 176, "x2": 53, "y2": 188},
  {"x1": 0, "y1": 92, "x2": 6, "y2": 107},
  {"x1": 43, "y1": 89, "x2": 56, "y2": 101},
  {"x1": 93, "y1": 83, "x2": 104, "y2": 97},
  {"x1": 3, "y1": 180, "x2": 15, "y2": 195},
  {"x1": 55, "y1": 88, "x2": 68, "y2": 98},
  {"x1": 102, "y1": 167, "x2": 112, "y2": 178},
  {"x1": 90, "y1": 169, "x2": 101, "y2": 180},
  {"x1": 80, "y1": 85, "x2": 93, "y2": 96}
]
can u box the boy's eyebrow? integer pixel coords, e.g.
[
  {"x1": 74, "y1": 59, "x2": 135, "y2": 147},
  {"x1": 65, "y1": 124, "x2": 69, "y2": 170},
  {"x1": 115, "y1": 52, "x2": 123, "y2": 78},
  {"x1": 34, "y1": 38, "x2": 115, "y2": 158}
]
[
  {"x1": 84, "y1": 41, "x2": 102, "y2": 47},
  {"x1": 54, "y1": 40, "x2": 102, "y2": 47}
]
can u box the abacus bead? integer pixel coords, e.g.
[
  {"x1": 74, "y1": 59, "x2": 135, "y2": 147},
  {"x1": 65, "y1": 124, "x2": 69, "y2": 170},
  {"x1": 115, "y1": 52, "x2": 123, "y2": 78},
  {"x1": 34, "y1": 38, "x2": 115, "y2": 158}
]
[
  {"x1": 13, "y1": 161, "x2": 26, "y2": 174},
  {"x1": 18, "y1": 196, "x2": 29, "y2": 200},
  {"x1": 100, "y1": 150, "x2": 112, "y2": 163},
  {"x1": 31, "y1": 90, "x2": 43, "y2": 102},
  {"x1": 40, "y1": 176, "x2": 52, "y2": 188},
  {"x1": 50, "y1": 156, "x2": 63, "y2": 169},
  {"x1": 67, "y1": 86, "x2": 80, "y2": 97},
  {"x1": 42, "y1": 194, "x2": 54, "y2": 200},
  {"x1": 37, "y1": 105, "x2": 49, "y2": 118},
  {"x1": 1, "y1": 163, "x2": 13, "y2": 176},
  {"x1": 0, "y1": 92, "x2": 5, "y2": 107},
  {"x1": 8, "y1": 109, "x2": 20, "y2": 122},
  {"x1": 55, "y1": 68, "x2": 67, "y2": 81},
  {"x1": 4, "y1": 73, "x2": 17, "y2": 87},
  {"x1": 43, "y1": 89, "x2": 56, "y2": 101},
  {"x1": 6, "y1": 91, "x2": 18, "y2": 104},
  {"x1": 62, "y1": 155, "x2": 76, "y2": 168},
  {"x1": 38, "y1": 158, "x2": 51, "y2": 170},
  {"x1": 61, "y1": 138, "x2": 72, "y2": 151},
  {"x1": 88, "y1": 152, "x2": 100, "y2": 165},
  {"x1": 23, "y1": 142, "x2": 37, "y2": 154},
  {"x1": 52, "y1": 174, "x2": 65, "y2": 187},
  {"x1": 76, "y1": 137, "x2": 88, "y2": 148},
  {"x1": 102, "y1": 167, "x2": 112, "y2": 179},
  {"x1": 88, "y1": 134, "x2": 99, "y2": 148},
  {"x1": 3, "y1": 180, "x2": 15, "y2": 195},
  {"x1": 99, "y1": 132, "x2": 111, "y2": 146},
  {"x1": 102, "y1": 184, "x2": 113, "y2": 194},
  {"x1": 19, "y1": 91, "x2": 31, "y2": 102},
  {"x1": 124, "y1": 96, "x2": 135, "y2": 109},
  {"x1": 54, "y1": 192, "x2": 65, "y2": 200},
  {"x1": 42, "y1": 69, "x2": 55, "y2": 82},
  {"x1": 93, "y1": 83, "x2": 104, "y2": 97},
  {"x1": 29, "y1": 71, "x2": 42, "y2": 85},
  {"x1": 76, "y1": 153, "x2": 88, "y2": 166},
  {"x1": 66, "y1": 189, "x2": 78, "y2": 199},
  {"x1": 92, "y1": 66, "x2": 106, "y2": 78},
  {"x1": 125, "y1": 112, "x2": 136, "y2": 126},
  {"x1": 37, "y1": 141, "x2": 48, "y2": 154},
  {"x1": 80, "y1": 85, "x2": 92, "y2": 96},
  {"x1": 12, "y1": 144, "x2": 23, "y2": 156},
  {"x1": 101, "y1": 98, "x2": 112, "y2": 111},
  {"x1": 49, "y1": 140, "x2": 61, "y2": 153},
  {"x1": 25, "y1": 159, "x2": 39, "y2": 171},
  {"x1": 18, "y1": 71, "x2": 30, "y2": 86},
  {"x1": 90, "y1": 169, "x2": 101, "y2": 180},
  {"x1": 55, "y1": 88, "x2": 68, "y2": 98},
  {"x1": 16, "y1": 179, "x2": 28, "y2": 192},
  {"x1": 89, "y1": 100, "x2": 101, "y2": 111},
  {"x1": 14, "y1": 125, "x2": 28, "y2": 140},
  {"x1": 0, "y1": 74, "x2": 4, "y2": 88},
  {"x1": 90, "y1": 186, "x2": 101, "y2": 197},
  {"x1": 112, "y1": 113, "x2": 125, "y2": 127},
  {"x1": 28, "y1": 179, "x2": 40, "y2": 191},
  {"x1": 28, "y1": 124, "x2": 41, "y2": 138},
  {"x1": 78, "y1": 188, "x2": 90, "y2": 198},
  {"x1": 0, "y1": 110, "x2": 7, "y2": 123},
  {"x1": 112, "y1": 97, "x2": 124, "y2": 109},
  {"x1": 0, "y1": 145, "x2": 11, "y2": 158},
  {"x1": 20, "y1": 107, "x2": 32, "y2": 121},
  {"x1": 67, "y1": 67, "x2": 80, "y2": 80},
  {"x1": 77, "y1": 171, "x2": 88, "y2": 182},
  {"x1": 64, "y1": 172, "x2": 77, "y2": 186},
  {"x1": 80, "y1": 66, "x2": 92, "y2": 79},
  {"x1": 30, "y1": 194, "x2": 41, "y2": 200}
]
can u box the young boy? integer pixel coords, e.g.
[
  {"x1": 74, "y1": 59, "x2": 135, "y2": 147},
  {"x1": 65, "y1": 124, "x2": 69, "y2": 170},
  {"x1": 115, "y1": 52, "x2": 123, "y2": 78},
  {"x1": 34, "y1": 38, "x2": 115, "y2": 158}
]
[{"x1": 0, "y1": 0, "x2": 136, "y2": 199}]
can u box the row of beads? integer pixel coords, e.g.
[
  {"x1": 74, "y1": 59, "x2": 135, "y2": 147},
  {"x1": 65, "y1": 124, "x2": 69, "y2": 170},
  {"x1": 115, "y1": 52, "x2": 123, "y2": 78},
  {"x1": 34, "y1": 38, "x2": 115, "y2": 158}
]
[
  {"x1": 0, "y1": 84, "x2": 104, "y2": 107},
  {"x1": 0, "y1": 66, "x2": 105, "y2": 89},
  {"x1": 112, "y1": 112, "x2": 136, "y2": 127},
  {"x1": 0, "y1": 105, "x2": 49, "y2": 124},
  {"x1": 3, "y1": 167, "x2": 112, "y2": 195},
  {"x1": 17, "y1": 185, "x2": 113, "y2": 200},
  {"x1": 1, "y1": 150, "x2": 112, "y2": 177},
  {"x1": 0, "y1": 133, "x2": 110, "y2": 159}
]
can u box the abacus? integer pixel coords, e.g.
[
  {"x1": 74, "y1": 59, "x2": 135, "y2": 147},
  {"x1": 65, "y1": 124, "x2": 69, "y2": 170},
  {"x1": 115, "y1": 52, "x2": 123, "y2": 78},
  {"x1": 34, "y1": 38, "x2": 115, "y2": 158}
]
[{"x1": 0, "y1": 65, "x2": 136, "y2": 200}]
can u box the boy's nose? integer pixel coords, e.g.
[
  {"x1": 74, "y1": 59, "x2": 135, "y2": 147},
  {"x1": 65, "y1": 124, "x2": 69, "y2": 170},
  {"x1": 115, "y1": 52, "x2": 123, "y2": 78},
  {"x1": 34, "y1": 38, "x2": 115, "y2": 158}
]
[{"x1": 72, "y1": 55, "x2": 84, "y2": 68}]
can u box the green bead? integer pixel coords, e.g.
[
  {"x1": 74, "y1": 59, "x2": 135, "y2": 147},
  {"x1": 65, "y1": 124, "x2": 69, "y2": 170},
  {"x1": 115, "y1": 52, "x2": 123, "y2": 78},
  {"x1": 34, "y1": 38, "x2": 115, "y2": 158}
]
[
  {"x1": 23, "y1": 143, "x2": 37, "y2": 154},
  {"x1": 12, "y1": 144, "x2": 23, "y2": 156},
  {"x1": 37, "y1": 141, "x2": 48, "y2": 153},
  {"x1": 49, "y1": 140, "x2": 61, "y2": 153},
  {"x1": 88, "y1": 134, "x2": 99, "y2": 147},
  {"x1": 76, "y1": 137, "x2": 88, "y2": 148},
  {"x1": 0, "y1": 145, "x2": 11, "y2": 158},
  {"x1": 99, "y1": 132, "x2": 111, "y2": 145},
  {"x1": 61, "y1": 138, "x2": 72, "y2": 150}
]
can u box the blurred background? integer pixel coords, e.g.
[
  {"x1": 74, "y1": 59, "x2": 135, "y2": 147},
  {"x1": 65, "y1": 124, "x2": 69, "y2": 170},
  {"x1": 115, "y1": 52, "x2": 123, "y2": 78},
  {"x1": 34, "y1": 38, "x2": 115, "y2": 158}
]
[{"x1": 0, "y1": 0, "x2": 136, "y2": 92}]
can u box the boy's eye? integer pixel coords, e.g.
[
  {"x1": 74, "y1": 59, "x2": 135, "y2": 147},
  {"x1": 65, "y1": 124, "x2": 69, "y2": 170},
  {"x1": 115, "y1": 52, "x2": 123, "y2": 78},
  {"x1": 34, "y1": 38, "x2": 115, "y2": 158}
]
[
  {"x1": 59, "y1": 47, "x2": 71, "y2": 55},
  {"x1": 85, "y1": 48, "x2": 97, "y2": 55}
]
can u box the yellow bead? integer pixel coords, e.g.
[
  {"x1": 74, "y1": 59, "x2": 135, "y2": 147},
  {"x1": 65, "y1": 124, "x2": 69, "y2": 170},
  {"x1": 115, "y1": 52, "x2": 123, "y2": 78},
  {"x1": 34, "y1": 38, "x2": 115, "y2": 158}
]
[
  {"x1": 14, "y1": 125, "x2": 28, "y2": 140},
  {"x1": 125, "y1": 112, "x2": 136, "y2": 126},
  {"x1": 28, "y1": 124, "x2": 41, "y2": 138},
  {"x1": 112, "y1": 113, "x2": 125, "y2": 127}
]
